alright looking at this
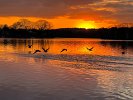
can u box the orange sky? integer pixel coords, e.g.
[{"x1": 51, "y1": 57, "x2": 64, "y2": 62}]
[
  {"x1": 0, "y1": 16, "x2": 116, "y2": 29},
  {"x1": 0, "y1": 0, "x2": 132, "y2": 29}
]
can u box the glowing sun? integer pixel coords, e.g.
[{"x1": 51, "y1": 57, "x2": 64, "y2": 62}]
[{"x1": 77, "y1": 21, "x2": 96, "y2": 29}]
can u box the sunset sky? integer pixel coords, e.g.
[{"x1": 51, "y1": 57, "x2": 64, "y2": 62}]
[{"x1": 0, "y1": 0, "x2": 133, "y2": 29}]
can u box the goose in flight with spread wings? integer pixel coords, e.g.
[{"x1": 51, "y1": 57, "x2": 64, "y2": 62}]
[
  {"x1": 87, "y1": 47, "x2": 94, "y2": 51},
  {"x1": 33, "y1": 50, "x2": 41, "y2": 54},
  {"x1": 42, "y1": 47, "x2": 50, "y2": 53},
  {"x1": 28, "y1": 44, "x2": 33, "y2": 48},
  {"x1": 61, "y1": 49, "x2": 67, "y2": 53}
]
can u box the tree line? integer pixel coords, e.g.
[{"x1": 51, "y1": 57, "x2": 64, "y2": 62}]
[
  {"x1": 0, "y1": 19, "x2": 133, "y2": 40},
  {"x1": 0, "y1": 19, "x2": 52, "y2": 30}
]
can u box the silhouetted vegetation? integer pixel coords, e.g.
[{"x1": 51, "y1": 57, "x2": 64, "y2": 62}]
[{"x1": 0, "y1": 19, "x2": 133, "y2": 40}]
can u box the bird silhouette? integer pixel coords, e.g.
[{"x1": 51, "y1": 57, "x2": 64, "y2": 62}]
[
  {"x1": 42, "y1": 47, "x2": 49, "y2": 53},
  {"x1": 33, "y1": 50, "x2": 41, "y2": 54},
  {"x1": 61, "y1": 49, "x2": 67, "y2": 53},
  {"x1": 122, "y1": 51, "x2": 125, "y2": 55},
  {"x1": 28, "y1": 44, "x2": 33, "y2": 48},
  {"x1": 87, "y1": 47, "x2": 94, "y2": 51}
]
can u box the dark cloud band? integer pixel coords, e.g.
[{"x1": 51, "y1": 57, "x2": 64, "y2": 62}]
[{"x1": 0, "y1": 0, "x2": 133, "y2": 23}]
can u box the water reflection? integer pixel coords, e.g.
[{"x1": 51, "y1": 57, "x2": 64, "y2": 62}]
[
  {"x1": 0, "y1": 38, "x2": 133, "y2": 100},
  {"x1": 101, "y1": 41, "x2": 133, "y2": 56},
  {"x1": 0, "y1": 38, "x2": 133, "y2": 73},
  {"x1": 0, "y1": 38, "x2": 133, "y2": 56}
]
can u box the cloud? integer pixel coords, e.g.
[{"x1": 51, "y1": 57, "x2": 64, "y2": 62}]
[
  {"x1": 67, "y1": 0, "x2": 133, "y2": 23},
  {"x1": 0, "y1": 0, "x2": 133, "y2": 23},
  {"x1": 0, "y1": 0, "x2": 102, "y2": 17}
]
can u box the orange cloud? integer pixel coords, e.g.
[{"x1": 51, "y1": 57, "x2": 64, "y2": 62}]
[
  {"x1": 0, "y1": 0, "x2": 133, "y2": 28},
  {"x1": 0, "y1": 16, "x2": 118, "y2": 29}
]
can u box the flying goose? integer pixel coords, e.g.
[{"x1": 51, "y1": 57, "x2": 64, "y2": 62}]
[
  {"x1": 33, "y1": 50, "x2": 41, "y2": 54},
  {"x1": 87, "y1": 47, "x2": 94, "y2": 51},
  {"x1": 61, "y1": 49, "x2": 67, "y2": 53},
  {"x1": 42, "y1": 47, "x2": 49, "y2": 53}
]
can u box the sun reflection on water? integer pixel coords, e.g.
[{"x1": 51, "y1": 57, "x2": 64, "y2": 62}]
[
  {"x1": 0, "y1": 38, "x2": 132, "y2": 56},
  {"x1": 0, "y1": 38, "x2": 133, "y2": 100}
]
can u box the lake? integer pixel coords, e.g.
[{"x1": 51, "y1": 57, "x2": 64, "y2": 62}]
[{"x1": 0, "y1": 38, "x2": 133, "y2": 100}]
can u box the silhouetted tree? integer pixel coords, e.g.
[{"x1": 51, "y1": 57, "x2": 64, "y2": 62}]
[
  {"x1": 11, "y1": 19, "x2": 52, "y2": 30},
  {"x1": 34, "y1": 20, "x2": 52, "y2": 30},
  {"x1": 11, "y1": 19, "x2": 32, "y2": 29},
  {"x1": 0, "y1": 21, "x2": 133, "y2": 40}
]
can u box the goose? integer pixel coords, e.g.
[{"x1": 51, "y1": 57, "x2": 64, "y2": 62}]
[
  {"x1": 122, "y1": 51, "x2": 125, "y2": 55},
  {"x1": 28, "y1": 44, "x2": 33, "y2": 48},
  {"x1": 87, "y1": 47, "x2": 94, "y2": 51},
  {"x1": 33, "y1": 50, "x2": 41, "y2": 54},
  {"x1": 42, "y1": 47, "x2": 49, "y2": 53},
  {"x1": 61, "y1": 49, "x2": 67, "y2": 53}
]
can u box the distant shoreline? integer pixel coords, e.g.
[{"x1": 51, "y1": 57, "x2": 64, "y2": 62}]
[{"x1": 0, "y1": 27, "x2": 133, "y2": 40}]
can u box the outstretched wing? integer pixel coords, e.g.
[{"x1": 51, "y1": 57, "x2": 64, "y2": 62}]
[
  {"x1": 46, "y1": 48, "x2": 50, "y2": 52},
  {"x1": 87, "y1": 47, "x2": 94, "y2": 51},
  {"x1": 33, "y1": 50, "x2": 41, "y2": 54},
  {"x1": 90, "y1": 47, "x2": 94, "y2": 50},
  {"x1": 42, "y1": 47, "x2": 49, "y2": 52},
  {"x1": 86, "y1": 48, "x2": 90, "y2": 50},
  {"x1": 33, "y1": 51, "x2": 37, "y2": 54},
  {"x1": 42, "y1": 47, "x2": 45, "y2": 52},
  {"x1": 61, "y1": 49, "x2": 67, "y2": 52}
]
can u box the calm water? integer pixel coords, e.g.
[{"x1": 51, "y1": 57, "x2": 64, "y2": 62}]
[{"x1": 0, "y1": 38, "x2": 133, "y2": 100}]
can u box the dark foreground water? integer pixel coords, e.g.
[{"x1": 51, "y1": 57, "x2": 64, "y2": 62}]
[{"x1": 0, "y1": 38, "x2": 133, "y2": 100}]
